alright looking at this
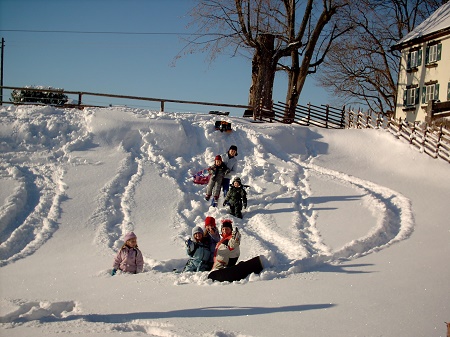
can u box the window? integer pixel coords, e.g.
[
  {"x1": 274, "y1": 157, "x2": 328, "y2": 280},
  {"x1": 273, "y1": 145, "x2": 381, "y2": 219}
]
[
  {"x1": 404, "y1": 88, "x2": 419, "y2": 106},
  {"x1": 421, "y1": 83, "x2": 440, "y2": 104},
  {"x1": 425, "y1": 43, "x2": 442, "y2": 64},
  {"x1": 428, "y1": 45, "x2": 438, "y2": 62},
  {"x1": 447, "y1": 82, "x2": 450, "y2": 101},
  {"x1": 407, "y1": 49, "x2": 422, "y2": 69},
  {"x1": 426, "y1": 85, "x2": 435, "y2": 102}
]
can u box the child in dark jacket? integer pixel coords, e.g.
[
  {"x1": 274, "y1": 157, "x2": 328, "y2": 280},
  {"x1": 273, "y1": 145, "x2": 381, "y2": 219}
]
[
  {"x1": 223, "y1": 177, "x2": 247, "y2": 218},
  {"x1": 204, "y1": 216, "x2": 220, "y2": 269},
  {"x1": 205, "y1": 155, "x2": 229, "y2": 205},
  {"x1": 183, "y1": 226, "x2": 213, "y2": 272}
]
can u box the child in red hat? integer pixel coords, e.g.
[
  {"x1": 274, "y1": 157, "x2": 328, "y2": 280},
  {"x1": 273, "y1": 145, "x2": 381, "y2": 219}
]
[
  {"x1": 204, "y1": 216, "x2": 220, "y2": 269},
  {"x1": 211, "y1": 219, "x2": 241, "y2": 271}
]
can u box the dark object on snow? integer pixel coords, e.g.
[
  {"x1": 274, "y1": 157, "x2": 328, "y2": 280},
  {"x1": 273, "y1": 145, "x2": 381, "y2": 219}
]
[
  {"x1": 209, "y1": 110, "x2": 230, "y2": 116},
  {"x1": 243, "y1": 109, "x2": 253, "y2": 117},
  {"x1": 208, "y1": 255, "x2": 263, "y2": 282},
  {"x1": 215, "y1": 121, "x2": 232, "y2": 132}
]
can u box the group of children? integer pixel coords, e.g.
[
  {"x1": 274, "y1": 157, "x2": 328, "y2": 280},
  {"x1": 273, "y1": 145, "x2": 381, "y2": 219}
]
[
  {"x1": 112, "y1": 145, "x2": 246, "y2": 275},
  {"x1": 112, "y1": 217, "x2": 241, "y2": 275},
  {"x1": 183, "y1": 216, "x2": 241, "y2": 272},
  {"x1": 205, "y1": 145, "x2": 247, "y2": 219}
]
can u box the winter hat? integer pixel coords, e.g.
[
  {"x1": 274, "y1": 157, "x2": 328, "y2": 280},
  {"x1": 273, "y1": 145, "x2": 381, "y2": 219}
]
[
  {"x1": 192, "y1": 226, "x2": 204, "y2": 236},
  {"x1": 221, "y1": 219, "x2": 233, "y2": 230},
  {"x1": 229, "y1": 145, "x2": 238, "y2": 156},
  {"x1": 232, "y1": 177, "x2": 242, "y2": 185},
  {"x1": 215, "y1": 155, "x2": 222, "y2": 162},
  {"x1": 205, "y1": 216, "x2": 216, "y2": 227},
  {"x1": 124, "y1": 232, "x2": 137, "y2": 242}
]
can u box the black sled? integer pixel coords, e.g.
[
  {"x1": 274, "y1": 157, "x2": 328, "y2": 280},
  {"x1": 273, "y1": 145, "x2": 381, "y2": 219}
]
[{"x1": 208, "y1": 255, "x2": 263, "y2": 282}]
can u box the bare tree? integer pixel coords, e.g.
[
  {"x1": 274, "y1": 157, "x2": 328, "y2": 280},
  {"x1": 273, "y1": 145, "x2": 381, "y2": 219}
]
[
  {"x1": 316, "y1": 0, "x2": 442, "y2": 115},
  {"x1": 182, "y1": 0, "x2": 350, "y2": 119}
]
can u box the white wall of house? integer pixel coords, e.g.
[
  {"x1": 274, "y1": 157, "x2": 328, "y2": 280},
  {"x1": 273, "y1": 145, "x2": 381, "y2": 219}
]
[{"x1": 395, "y1": 34, "x2": 450, "y2": 123}]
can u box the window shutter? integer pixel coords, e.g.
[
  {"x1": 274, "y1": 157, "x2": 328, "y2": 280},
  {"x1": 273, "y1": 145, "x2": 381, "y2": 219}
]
[
  {"x1": 447, "y1": 82, "x2": 450, "y2": 101},
  {"x1": 422, "y1": 87, "x2": 426, "y2": 104},
  {"x1": 415, "y1": 88, "x2": 420, "y2": 105},
  {"x1": 407, "y1": 53, "x2": 411, "y2": 70},
  {"x1": 418, "y1": 49, "x2": 422, "y2": 66},
  {"x1": 437, "y1": 43, "x2": 442, "y2": 61},
  {"x1": 403, "y1": 90, "x2": 407, "y2": 106},
  {"x1": 425, "y1": 46, "x2": 429, "y2": 64},
  {"x1": 434, "y1": 83, "x2": 439, "y2": 100}
]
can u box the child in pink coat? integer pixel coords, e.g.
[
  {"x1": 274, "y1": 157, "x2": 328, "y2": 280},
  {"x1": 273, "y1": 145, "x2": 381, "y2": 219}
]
[{"x1": 112, "y1": 232, "x2": 144, "y2": 275}]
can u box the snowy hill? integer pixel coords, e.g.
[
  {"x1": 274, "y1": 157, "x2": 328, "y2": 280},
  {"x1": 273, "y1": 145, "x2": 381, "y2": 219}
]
[{"x1": 0, "y1": 105, "x2": 449, "y2": 337}]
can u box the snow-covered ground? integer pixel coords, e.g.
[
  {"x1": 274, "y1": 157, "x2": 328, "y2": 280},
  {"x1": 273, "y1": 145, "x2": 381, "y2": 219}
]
[{"x1": 0, "y1": 105, "x2": 449, "y2": 337}]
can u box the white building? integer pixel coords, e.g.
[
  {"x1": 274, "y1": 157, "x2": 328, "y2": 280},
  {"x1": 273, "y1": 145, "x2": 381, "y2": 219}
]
[{"x1": 392, "y1": 2, "x2": 450, "y2": 123}]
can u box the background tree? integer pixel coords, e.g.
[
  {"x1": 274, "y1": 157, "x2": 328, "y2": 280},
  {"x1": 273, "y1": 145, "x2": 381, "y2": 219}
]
[
  {"x1": 11, "y1": 86, "x2": 68, "y2": 106},
  {"x1": 182, "y1": 0, "x2": 350, "y2": 119},
  {"x1": 316, "y1": 0, "x2": 443, "y2": 115}
]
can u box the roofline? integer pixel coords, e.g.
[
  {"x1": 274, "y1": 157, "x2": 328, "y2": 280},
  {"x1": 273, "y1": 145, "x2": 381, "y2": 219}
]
[{"x1": 391, "y1": 26, "x2": 450, "y2": 51}]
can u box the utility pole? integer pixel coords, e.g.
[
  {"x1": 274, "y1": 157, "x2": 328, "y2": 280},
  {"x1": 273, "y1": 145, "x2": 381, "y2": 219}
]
[{"x1": 1, "y1": 38, "x2": 4, "y2": 106}]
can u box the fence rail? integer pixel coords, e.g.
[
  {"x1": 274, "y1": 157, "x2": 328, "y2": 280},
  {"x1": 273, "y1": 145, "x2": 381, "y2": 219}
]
[{"x1": 0, "y1": 86, "x2": 251, "y2": 112}]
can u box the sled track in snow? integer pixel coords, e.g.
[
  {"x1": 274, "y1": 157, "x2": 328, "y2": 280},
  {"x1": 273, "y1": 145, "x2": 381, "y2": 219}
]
[{"x1": 0, "y1": 164, "x2": 65, "y2": 267}]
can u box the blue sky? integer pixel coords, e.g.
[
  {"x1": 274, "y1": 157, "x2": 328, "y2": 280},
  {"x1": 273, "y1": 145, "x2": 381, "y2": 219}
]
[{"x1": 0, "y1": 0, "x2": 332, "y2": 116}]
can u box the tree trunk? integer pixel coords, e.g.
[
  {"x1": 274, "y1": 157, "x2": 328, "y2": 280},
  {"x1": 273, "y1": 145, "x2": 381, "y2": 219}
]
[
  {"x1": 285, "y1": 50, "x2": 300, "y2": 122},
  {"x1": 249, "y1": 34, "x2": 276, "y2": 119}
]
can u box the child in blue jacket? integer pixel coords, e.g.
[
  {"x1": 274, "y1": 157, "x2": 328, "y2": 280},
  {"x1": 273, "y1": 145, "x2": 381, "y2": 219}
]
[{"x1": 183, "y1": 226, "x2": 213, "y2": 272}]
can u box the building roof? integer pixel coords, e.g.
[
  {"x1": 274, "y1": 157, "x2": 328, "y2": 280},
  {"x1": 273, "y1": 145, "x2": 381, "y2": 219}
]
[{"x1": 392, "y1": 2, "x2": 450, "y2": 50}]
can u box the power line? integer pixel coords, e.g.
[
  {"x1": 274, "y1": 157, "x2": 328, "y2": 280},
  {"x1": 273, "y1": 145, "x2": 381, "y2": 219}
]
[{"x1": 0, "y1": 29, "x2": 217, "y2": 36}]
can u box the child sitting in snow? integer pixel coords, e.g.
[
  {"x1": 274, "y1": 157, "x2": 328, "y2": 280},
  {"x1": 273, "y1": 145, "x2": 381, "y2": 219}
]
[
  {"x1": 112, "y1": 232, "x2": 144, "y2": 275},
  {"x1": 211, "y1": 219, "x2": 241, "y2": 271},
  {"x1": 223, "y1": 177, "x2": 247, "y2": 218},
  {"x1": 205, "y1": 155, "x2": 229, "y2": 205},
  {"x1": 204, "y1": 216, "x2": 220, "y2": 269},
  {"x1": 183, "y1": 226, "x2": 213, "y2": 272}
]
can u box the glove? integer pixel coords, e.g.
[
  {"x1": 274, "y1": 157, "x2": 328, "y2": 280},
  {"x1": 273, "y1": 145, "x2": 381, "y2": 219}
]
[
  {"x1": 223, "y1": 201, "x2": 227, "y2": 207},
  {"x1": 243, "y1": 202, "x2": 247, "y2": 209},
  {"x1": 111, "y1": 268, "x2": 117, "y2": 276},
  {"x1": 225, "y1": 169, "x2": 230, "y2": 175},
  {"x1": 185, "y1": 238, "x2": 195, "y2": 251},
  {"x1": 232, "y1": 227, "x2": 241, "y2": 241}
]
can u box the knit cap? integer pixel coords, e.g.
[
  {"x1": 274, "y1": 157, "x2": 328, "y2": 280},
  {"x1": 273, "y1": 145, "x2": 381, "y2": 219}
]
[
  {"x1": 205, "y1": 216, "x2": 216, "y2": 227},
  {"x1": 215, "y1": 155, "x2": 222, "y2": 161},
  {"x1": 221, "y1": 219, "x2": 233, "y2": 229},
  {"x1": 232, "y1": 177, "x2": 242, "y2": 184},
  {"x1": 192, "y1": 226, "x2": 204, "y2": 236},
  {"x1": 124, "y1": 232, "x2": 137, "y2": 242}
]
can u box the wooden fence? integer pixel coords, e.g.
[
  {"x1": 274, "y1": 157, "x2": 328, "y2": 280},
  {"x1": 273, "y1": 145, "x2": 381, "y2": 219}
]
[
  {"x1": 346, "y1": 109, "x2": 450, "y2": 164},
  {"x1": 0, "y1": 86, "x2": 251, "y2": 112},
  {"x1": 253, "y1": 101, "x2": 346, "y2": 129}
]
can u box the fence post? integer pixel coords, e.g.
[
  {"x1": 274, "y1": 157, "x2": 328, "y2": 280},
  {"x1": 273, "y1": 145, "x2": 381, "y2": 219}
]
[
  {"x1": 340, "y1": 105, "x2": 345, "y2": 128},
  {"x1": 78, "y1": 93, "x2": 82, "y2": 109},
  {"x1": 160, "y1": 100, "x2": 165, "y2": 112},
  {"x1": 307, "y1": 103, "x2": 311, "y2": 126},
  {"x1": 376, "y1": 113, "x2": 382, "y2": 128},
  {"x1": 325, "y1": 104, "x2": 329, "y2": 128},
  {"x1": 347, "y1": 109, "x2": 353, "y2": 128},
  {"x1": 356, "y1": 108, "x2": 361, "y2": 129}
]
